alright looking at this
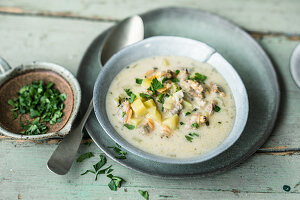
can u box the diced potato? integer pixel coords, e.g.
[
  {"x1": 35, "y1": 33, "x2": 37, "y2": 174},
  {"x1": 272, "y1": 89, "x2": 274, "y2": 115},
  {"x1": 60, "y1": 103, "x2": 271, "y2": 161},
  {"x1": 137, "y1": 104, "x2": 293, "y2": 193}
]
[
  {"x1": 182, "y1": 100, "x2": 193, "y2": 111},
  {"x1": 129, "y1": 118, "x2": 142, "y2": 127},
  {"x1": 144, "y1": 99, "x2": 156, "y2": 108},
  {"x1": 148, "y1": 107, "x2": 162, "y2": 123},
  {"x1": 162, "y1": 115, "x2": 179, "y2": 130},
  {"x1": 164, "y1": 96, "x2": 175, "y2": 110},
  {"x1": 131, "y1": 99, "x2": 147, "y2": 116},
  {"x1": 141, "y1": 78, "x2": 151, "y2": 89},
  {"x1": 163, "y1": 58, "x2": 170, "y2": 66}
]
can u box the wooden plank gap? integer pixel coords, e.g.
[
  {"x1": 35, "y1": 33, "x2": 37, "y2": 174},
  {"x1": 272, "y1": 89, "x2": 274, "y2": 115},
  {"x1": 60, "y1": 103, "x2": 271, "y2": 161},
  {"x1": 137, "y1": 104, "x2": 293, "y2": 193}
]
[{"x1": 0, "y1": 8, "x2": 117, "y2": 22}]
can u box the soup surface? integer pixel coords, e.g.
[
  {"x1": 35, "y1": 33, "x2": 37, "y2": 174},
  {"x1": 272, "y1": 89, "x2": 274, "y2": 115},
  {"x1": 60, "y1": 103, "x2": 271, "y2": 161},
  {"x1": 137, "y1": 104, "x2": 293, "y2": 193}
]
[{"x1": 106, "y1": 56, "x2": 235, "y2": 158}]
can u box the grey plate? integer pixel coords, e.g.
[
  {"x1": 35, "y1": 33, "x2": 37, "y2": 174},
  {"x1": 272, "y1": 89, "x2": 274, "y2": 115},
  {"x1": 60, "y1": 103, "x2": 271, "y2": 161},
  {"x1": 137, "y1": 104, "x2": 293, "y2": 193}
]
[
  {"x1": 290, "y1": 43, "x2": 300, "y2": 88},
  {"x1": 77, "y1": 7, "x2": 280, "y2": 177}
]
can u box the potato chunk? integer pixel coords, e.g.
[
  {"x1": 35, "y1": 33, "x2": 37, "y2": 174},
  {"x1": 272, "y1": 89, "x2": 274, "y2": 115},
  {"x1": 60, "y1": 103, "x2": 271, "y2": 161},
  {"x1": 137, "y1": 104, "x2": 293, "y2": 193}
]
[
  {"x1": 162, "y1": 115, "x2": 179, "y2": 130},
  {"x1": 131, "y1": 99, "x2": 147, "y2": 116},
  {"x1": 144, "y1": 99, "x2": 156, "y2": 108},
  {"x1": 147, "y1": 107, "x2": 162, "y2": 123},
  {"x1": 163, "y1": 58, "x2": 170, "y2": 66},
  {"x1": 182, "y1": 100, "x2": 193, "y2": 111},
  {"x1": 164, "y1": 96, "x2": 175, "y2": 110},
  {"x1": 141, "y1": 78, "x2": 151, "y2": 89},
  {"x1": 129, "y1": 118, "x2": 142, "y2": 127}
]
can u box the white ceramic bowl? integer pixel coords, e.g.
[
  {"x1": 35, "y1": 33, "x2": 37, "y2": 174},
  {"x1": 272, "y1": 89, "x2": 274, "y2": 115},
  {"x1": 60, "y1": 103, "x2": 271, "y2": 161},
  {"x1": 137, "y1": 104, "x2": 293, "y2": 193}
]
[{"x1": 93, "y1": 36, "x2": 248, "y2": 164}]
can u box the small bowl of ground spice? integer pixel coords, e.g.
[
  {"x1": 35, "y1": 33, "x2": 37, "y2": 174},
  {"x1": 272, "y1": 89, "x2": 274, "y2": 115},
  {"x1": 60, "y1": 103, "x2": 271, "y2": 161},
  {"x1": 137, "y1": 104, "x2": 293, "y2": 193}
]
[{"x1": 0, "y1": 57, "x2": 81, "y2": 139}]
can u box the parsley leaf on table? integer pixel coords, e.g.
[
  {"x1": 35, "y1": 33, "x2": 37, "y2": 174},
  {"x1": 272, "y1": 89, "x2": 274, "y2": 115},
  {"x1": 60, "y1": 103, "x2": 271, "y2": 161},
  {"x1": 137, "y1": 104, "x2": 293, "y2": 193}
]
[
  {"x1": 138, "y1": 190, "x2": 149, "y2": 200},
  {"x1": 76, "y1": 152, "x2": 94, "y2": 163}
]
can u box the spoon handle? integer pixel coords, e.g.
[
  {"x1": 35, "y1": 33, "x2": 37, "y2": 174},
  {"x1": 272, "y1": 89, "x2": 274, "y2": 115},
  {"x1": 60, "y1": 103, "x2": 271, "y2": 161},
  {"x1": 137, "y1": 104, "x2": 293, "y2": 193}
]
[{"x1": 47, "y1": 100, "x2": 94, "y2": 175}]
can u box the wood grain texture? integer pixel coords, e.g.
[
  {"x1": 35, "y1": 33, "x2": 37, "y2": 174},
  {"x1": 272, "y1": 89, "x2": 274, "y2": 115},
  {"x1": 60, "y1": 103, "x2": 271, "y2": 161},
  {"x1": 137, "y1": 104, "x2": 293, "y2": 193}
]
[
  {"x1": 0, "y1": 141, "x2": 299, "y2": 200},
  {"x1": 0, "y1": 14, "x2": 299, "y2": 150},
  {"x1": 0, "y1": 0, "x2": 300, "y2": 34}
]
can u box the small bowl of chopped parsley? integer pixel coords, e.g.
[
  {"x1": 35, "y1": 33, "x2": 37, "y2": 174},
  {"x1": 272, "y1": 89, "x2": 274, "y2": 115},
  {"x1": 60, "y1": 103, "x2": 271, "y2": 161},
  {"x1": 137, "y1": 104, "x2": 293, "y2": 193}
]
[{"x1": 0, "y1": 60, "x2": 81, "y2": 139}]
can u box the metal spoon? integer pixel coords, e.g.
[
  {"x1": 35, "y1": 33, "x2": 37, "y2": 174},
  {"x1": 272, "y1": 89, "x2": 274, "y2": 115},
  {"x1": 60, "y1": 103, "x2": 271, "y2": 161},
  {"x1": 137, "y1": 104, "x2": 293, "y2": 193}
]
[
  {"x1": 290, "y1": 43, "x2": 300, "y2": 88},
  {"x1": 47, "y1": 15, "x2": 144, "y2": 175}
]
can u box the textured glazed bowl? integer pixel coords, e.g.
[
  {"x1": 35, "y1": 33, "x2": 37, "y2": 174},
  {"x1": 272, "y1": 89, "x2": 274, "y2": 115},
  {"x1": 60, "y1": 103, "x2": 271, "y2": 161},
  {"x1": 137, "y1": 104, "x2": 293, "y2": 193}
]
[
  {"x1": 93, "y1": 36, "x2": 248, "y2": 164},
  {"x1": 0, "y1": 58, "x2": 81, "y2": 139}
]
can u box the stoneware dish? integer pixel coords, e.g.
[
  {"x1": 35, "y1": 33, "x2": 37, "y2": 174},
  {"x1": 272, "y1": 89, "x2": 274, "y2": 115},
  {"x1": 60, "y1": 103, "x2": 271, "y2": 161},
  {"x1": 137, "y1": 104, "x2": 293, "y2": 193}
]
[
  {"x1": 93, "y1": 36, "x2": 249, "y2": 164},
  {"x1": 0, "y1": 57, "x2": 81, "y2": 139}
]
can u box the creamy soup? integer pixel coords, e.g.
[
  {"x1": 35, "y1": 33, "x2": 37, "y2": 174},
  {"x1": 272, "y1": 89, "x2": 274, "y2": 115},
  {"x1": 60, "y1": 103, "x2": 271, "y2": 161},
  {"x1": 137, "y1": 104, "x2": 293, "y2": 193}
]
[{"x1": 106, "y1": 56, "x2": 235, "y2": 158}]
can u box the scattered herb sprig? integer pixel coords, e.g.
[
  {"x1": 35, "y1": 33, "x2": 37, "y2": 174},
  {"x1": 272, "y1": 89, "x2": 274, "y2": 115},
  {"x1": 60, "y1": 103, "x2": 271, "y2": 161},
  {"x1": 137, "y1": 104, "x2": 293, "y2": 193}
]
[
  {"x1": 185, "y1": 132, "x2": 199, "y2": 142},
  {"x1": 108, "y1": 143, "x2": 127, "y2": 159},
  {"x1": 76, "y1": 152, "x2": 94, "y2": 163},
  {"x1": 138, "y1": 190, "x2": 149, "y2": 200}
]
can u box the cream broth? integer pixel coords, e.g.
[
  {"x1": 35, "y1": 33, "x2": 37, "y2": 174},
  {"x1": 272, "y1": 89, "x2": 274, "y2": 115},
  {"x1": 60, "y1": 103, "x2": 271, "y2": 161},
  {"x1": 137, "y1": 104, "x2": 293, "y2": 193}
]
[{"x1": 106, "y1": 56, "x2": 235, "y2": 158}]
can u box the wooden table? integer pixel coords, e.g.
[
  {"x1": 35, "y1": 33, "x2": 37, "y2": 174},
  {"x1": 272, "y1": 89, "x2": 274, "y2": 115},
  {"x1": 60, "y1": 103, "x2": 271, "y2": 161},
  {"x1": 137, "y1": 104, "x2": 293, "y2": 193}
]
[{"x1": 0, "y1": 1, "x2": 299, "y2": 199}]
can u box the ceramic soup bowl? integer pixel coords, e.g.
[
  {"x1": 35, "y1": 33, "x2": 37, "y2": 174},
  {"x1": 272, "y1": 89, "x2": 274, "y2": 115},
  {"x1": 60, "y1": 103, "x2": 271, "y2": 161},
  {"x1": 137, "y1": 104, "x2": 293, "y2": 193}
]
[{"x1": 93, "y1": 36, "x2": 248, "y2": 164}]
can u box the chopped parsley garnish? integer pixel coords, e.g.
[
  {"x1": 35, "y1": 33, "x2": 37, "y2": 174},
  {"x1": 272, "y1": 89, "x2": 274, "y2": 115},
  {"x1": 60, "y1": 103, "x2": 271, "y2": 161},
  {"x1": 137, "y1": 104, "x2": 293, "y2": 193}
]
[
  {"x1": 139, "y1": 93, "x2": 152, "y2": 99},
  {"x1": 76, "y1": 152, "x2": 94, "y2": 163},
  {"x1": 7, "y1": 80, "x2": 66, "y2": 135},
  {"x1": 124, "y1": 123, "x2": 135, "y2": 130},
  {"x1": 185, "y1": 112, "x2": 191, "y2": 116},
  {"x1": 108, "y1": 143, "x2": 127, "y2": 159},
  {"x1": 283, "y1": 185, "x2": 291, "y2": 192},
  {"x1": 122, "y1": 112, "x2": 125, "y2": 117},
  {"x1": 136, "y1": 78, "x2": 143, "y2": 84},
  {"x1": 147, "y1": 77, "x2": 163, "y2": 92},
  {"x1": 185, "y1": 132, "x2": 199, "y2": 142},
  {"x1": 191, "y1": 122, "x2": 199, "y2": 128},
  {"x1": 80, "y1": 154, "x2": 125, "y2": 191},
  {"x1": 191, "y1": 123, "x2": 199, "y2": 128},
  {"x1": 185, "y1": 135, "x2": 193, "y2": 142},
  {"x1": 124, "y1": 89, "x2": 136, "y2": 103},
  {"x1": 80, "y1": 170, "x2": 95, "y2": 176},
  {"x1": 176, "y1": 70, "x2": 180, "y2": 75},
  {"x1": 213, "y1": 105, "x2": 221, "y2": 112},
  {"x1": 107, "y1": 174, "x2": 125, "y2": 191},
  {"x1": 95, "y1": 165, "x2": 112, "y2": 181},
  {"x1": 180, "y1": 122, "x2": 185, "y2": 125},
  {"x1": 170, "y1": 77, "x2": 179, "y2": 83},
  {"x1": 161, "y1": 78, "x2": 167, "y2": 83},
  {"x1": 93, "y1": 154, "x2": 107, "y2": 171},
  {"x1": 81, "y1": 154, "x2": 107, "y2": 177},
  {"x1": 157, "y1": 93, "x2": 164, "y2": 104},
  {"x1": 191, "y1": 72, "x2": 207, "y2": 83},
  {"x1": 189, "y1": 132, "x2": 199, "y2": 137},
  {"x1": 138, "y1": 190, "x2": 149, "y2": 200},
  {"x1": 19, "y1": 117, "x2": 48, "y2": 135}
]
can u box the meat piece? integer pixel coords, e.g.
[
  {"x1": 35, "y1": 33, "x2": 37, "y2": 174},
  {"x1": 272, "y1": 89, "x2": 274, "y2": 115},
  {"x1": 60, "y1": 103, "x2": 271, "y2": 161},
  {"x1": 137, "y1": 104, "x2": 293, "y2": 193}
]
[
  {"x1": 177, "y1": 69, "x2": 188, "y2": 81},
  {"x1": 121, "y1": 100, "x2": 132, "y2": 123},
  {"x1": 210, "y1": 83, "x2": 226, "y2": 97},
  {"x1": 186, "y1": 113, "x2": 206, "y2": 129},
  {"x1": 143, "y1": 118, "x2": 155, "y2": 134},
  {"x1": 162, "y1": 125, "x2": 172, "y2": 137},
  {"x1": 206, "y1": 100, "x2": 217, "y2": 116},
  {"x1": 179, "y1": 79, "x2": 204, "y2": 99}
]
